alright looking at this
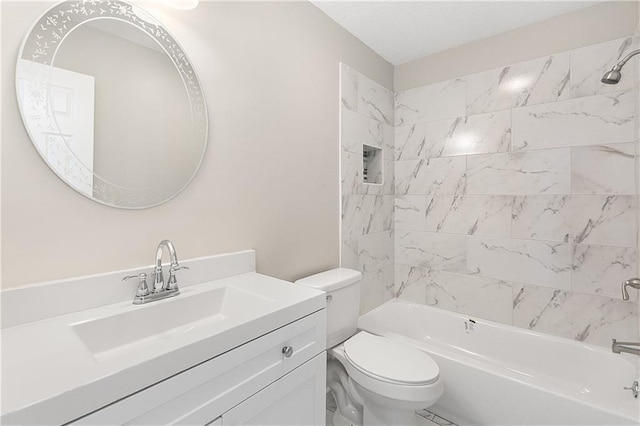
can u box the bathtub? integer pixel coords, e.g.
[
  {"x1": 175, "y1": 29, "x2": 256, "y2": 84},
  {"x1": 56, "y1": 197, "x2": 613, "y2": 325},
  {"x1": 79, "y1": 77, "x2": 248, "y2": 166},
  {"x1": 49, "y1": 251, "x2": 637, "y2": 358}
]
[{"x1": 358, "y1": 299, "x2": 640, "y2": 426}]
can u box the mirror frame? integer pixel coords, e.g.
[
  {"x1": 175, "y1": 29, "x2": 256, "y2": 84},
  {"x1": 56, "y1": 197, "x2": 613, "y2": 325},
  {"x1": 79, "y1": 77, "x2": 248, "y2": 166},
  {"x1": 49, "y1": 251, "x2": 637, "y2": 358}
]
[{"x1": 16, "y1": 0, "x2": 208, "y2": 209}]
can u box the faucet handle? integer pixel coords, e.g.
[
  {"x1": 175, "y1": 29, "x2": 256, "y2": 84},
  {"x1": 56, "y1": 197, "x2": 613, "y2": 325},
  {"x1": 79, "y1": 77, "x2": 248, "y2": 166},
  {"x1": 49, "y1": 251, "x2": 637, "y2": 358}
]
[
  {"x1": 170, "y1": 265, "x2": 190, "y2": 272},
  {"x1": 123, "y1": 273, "x2": 150, "y2": 297},
  {"x1": 167, "y1": 265, "x2": 189, "y2": 290}
]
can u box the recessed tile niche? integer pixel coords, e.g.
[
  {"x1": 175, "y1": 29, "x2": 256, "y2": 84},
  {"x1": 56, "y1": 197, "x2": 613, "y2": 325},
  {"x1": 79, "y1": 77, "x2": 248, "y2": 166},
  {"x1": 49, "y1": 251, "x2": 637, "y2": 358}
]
[{"x1": 363, "y1": 144, "x2": 383, "y2": 184}]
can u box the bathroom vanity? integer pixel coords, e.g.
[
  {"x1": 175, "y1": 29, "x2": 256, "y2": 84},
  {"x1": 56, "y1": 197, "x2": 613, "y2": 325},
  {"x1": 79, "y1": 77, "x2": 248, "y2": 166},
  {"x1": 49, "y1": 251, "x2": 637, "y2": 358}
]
[{"x1": 0, "y1": 251, "x2": 327, "y2": 425}]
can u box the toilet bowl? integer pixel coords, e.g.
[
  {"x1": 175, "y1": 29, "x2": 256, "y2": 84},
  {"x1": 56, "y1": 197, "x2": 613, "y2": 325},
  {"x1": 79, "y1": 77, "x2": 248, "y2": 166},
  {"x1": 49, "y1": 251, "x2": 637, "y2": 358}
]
[
  {"x1": 331, "y1": 331, "x2": 443, "y2": 425},
  {"x1": 296, "y1": 269, "x2": 443, "y2": 426}
]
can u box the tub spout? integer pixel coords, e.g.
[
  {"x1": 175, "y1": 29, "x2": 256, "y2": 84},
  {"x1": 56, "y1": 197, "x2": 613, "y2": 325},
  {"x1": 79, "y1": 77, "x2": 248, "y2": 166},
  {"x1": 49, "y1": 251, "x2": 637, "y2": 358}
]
[
  {"x1": 612, "y1": 339, "x2": 640, "y2": 356},
  {"x1": 621, "y1": 278, "x2": 640, "y2": 300}
]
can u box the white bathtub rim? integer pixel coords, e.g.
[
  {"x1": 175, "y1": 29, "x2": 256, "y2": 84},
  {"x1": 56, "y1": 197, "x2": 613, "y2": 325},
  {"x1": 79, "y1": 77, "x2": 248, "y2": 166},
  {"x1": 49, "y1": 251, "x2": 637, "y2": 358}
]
[{"x1": 363, "y1": 299, "x2": 638, "y2": 363}]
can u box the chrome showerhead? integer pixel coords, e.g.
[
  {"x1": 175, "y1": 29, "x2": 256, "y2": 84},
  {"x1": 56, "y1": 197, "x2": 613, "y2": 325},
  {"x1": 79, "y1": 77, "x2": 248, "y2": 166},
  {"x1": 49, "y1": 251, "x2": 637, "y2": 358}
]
[
  {"x1": 601, "y1": 67, "x2": 622, "y2": 84},
  {"x1": 601, "y1": 49, "x2": 640, "y2": 85}
]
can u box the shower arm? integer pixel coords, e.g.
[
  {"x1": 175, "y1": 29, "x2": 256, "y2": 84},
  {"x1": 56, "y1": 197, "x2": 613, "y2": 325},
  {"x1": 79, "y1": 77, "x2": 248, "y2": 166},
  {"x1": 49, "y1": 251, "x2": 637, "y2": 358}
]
[{"x1": 611, "y1": 49, "x2": 640, "y2": 71}]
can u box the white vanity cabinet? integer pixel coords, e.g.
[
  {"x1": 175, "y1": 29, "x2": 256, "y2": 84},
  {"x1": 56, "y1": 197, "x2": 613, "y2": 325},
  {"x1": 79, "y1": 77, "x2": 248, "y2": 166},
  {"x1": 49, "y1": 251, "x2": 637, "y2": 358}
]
[
  {"x1": 2, "y1": 252, "x2": 328, "y2": 425},
  {"x1": 72, "y1": 310, "x2": 326, "y2": 425}
]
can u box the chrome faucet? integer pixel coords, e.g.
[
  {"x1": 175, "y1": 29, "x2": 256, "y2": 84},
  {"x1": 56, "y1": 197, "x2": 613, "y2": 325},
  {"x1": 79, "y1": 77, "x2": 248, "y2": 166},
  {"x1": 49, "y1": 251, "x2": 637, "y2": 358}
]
[
  {"x1": 122, "y1": 240, "x2": 188, "y2": 305},
  {"x1": 155, "y1": 240, "x2": 179, "y2": 291},
  {"x1": 622, "y1": 278, "x2": 640, "y2": 300},
  {"x1": 612, "y1": 339, "x2": 640, "y2": 356}
]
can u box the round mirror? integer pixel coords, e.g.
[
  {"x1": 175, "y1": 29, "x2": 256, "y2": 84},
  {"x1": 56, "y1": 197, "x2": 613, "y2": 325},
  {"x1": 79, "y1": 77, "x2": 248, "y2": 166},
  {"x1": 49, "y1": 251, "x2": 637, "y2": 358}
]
[{"x1": 16, "y1": 0, "x2": 207, "y2": 209}]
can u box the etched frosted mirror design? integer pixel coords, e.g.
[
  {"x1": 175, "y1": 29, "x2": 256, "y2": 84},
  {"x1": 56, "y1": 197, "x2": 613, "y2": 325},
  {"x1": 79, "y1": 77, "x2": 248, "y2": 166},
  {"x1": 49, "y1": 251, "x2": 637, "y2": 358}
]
[{"x1": 16, "y1": 0, "x2": 207, "y2": 208}]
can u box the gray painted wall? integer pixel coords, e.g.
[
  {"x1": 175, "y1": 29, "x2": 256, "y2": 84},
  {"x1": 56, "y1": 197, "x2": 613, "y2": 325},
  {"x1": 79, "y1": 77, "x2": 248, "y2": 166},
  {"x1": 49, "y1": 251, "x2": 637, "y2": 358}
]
[
  {"x1": 395, "y1": 2, "x2": 638, "y2": 91},
  {"x1": 1, "y1": 1, "x2": 393, "y2": 288}
]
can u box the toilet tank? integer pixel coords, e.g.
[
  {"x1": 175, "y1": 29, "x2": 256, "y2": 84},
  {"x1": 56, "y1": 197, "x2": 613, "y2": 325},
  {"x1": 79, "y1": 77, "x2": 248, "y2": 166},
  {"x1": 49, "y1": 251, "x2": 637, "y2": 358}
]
[{"x1": 295, "y1": 268, "x2": 361, "y2": 348}]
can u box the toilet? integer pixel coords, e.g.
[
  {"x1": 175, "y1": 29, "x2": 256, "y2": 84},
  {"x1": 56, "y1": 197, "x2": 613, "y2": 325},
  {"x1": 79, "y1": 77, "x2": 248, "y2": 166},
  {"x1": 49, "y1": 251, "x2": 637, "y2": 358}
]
[{"x1": 296, "y1": 268, "x2": 443, "y2": 426}]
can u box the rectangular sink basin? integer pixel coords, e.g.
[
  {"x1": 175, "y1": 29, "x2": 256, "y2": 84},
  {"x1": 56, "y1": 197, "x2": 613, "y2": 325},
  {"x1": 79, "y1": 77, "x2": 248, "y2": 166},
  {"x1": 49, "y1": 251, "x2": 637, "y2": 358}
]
[{"x1": 72, "y1": 286, "x2": 272, "y2": 360}]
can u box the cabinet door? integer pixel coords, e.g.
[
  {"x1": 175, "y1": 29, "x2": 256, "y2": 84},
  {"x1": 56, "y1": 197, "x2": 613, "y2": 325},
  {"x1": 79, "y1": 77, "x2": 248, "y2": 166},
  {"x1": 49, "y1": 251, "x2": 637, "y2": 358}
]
[{"x1": 223, "y1": 352, "x2": 326, "y2": 426}]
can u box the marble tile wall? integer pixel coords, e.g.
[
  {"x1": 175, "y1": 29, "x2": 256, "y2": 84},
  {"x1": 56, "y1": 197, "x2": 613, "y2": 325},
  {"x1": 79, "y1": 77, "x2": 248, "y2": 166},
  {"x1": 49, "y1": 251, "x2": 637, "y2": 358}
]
[
  {"x1": 340, "y1": 64, "x2": 395, "y2": 313},
  {"x1": 393, "y1": 36, "x2": 640, "y2": 347}
]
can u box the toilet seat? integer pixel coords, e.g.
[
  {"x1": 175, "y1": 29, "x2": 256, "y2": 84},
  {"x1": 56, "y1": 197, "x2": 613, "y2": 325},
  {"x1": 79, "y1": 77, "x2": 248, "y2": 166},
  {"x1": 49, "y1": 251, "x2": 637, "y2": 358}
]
[
  {"x1": 344, "y1": 331, "x2": 439, "y2": 386},
  {"x1": 331, "y1": 331, "x2": 443, "y2": 403}
]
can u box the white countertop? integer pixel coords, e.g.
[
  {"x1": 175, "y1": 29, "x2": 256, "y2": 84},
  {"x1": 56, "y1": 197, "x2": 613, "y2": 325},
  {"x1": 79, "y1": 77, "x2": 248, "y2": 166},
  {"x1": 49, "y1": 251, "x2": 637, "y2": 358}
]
[{"x1": 1, "y1": 272, "x2": 325, "y2": 425}]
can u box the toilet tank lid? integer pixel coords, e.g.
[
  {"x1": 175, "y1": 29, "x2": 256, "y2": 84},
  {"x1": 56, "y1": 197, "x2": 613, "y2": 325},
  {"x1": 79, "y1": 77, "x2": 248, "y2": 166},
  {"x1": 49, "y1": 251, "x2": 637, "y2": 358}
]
[{"x1": 295, "y1": 268, "x2": 361, "y2": 292}]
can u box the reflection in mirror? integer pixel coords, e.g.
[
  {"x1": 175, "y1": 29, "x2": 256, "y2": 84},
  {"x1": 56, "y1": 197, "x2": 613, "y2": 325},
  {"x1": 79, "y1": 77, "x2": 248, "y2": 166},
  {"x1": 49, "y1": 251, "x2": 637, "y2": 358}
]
[{"x1": 16, "y1": 0, "x2": 207, "y2": 208}]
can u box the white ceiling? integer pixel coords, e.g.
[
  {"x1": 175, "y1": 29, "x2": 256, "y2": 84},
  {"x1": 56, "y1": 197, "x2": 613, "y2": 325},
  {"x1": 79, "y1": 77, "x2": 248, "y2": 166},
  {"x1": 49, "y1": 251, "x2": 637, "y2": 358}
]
[{"x1": 312, "y1": 1, "x2": 604, "y2": 65}]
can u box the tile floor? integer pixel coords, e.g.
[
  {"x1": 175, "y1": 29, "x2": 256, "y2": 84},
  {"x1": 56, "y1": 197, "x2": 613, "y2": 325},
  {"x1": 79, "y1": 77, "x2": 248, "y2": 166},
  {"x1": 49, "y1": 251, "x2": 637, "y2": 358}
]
[
  {"x1": 416, "y1": 409, "x2": 457, "y2": 426},
  {"x1": 326, "y1": 392, "x2": 457, "y2": 426}
]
